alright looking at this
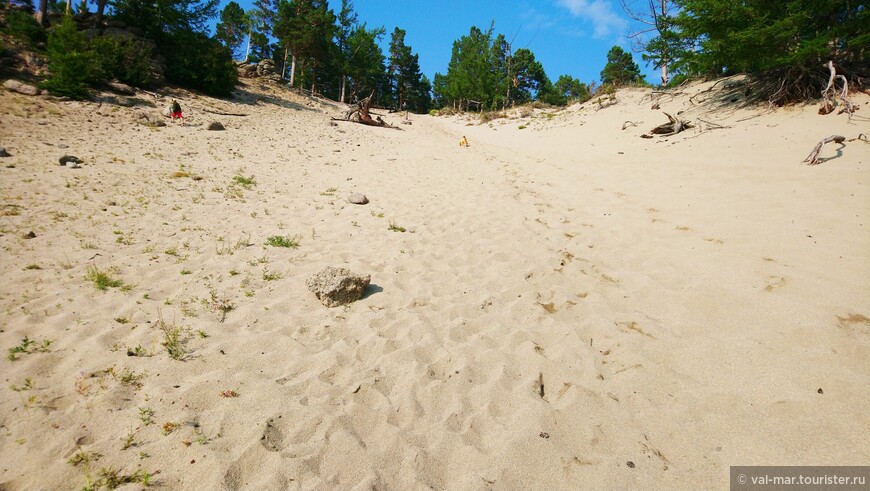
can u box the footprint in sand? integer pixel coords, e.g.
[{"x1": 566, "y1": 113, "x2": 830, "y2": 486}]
[
  {"x1": 763, "y1": 276, "x2": 786, "y2": 292},
  {"x1": 836, "y1": 313, "x2": 870, "y2": 336}
]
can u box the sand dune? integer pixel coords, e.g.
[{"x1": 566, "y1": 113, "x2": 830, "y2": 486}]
[{"x1": 0, "y1": 80, "x2": 868, "y2": 490}]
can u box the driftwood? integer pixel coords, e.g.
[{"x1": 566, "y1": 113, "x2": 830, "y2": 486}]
[
  {"x1": 332, "y1": 92, "x2": 400, "y2": 129},
  {"x1": 820, "y1": 61, "x2": 856, "y2": 117},
  {"x1": 803, "y1": 135, "x2": 846, "y2": 165},
  {"x1": 648, "y1": 112, "x2": 693, "y2": 136},
  {"x1": 622, "y1": 121, "x2": 637, "y2": 130}
]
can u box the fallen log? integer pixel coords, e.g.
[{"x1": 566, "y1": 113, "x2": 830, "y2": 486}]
[
  {"x1": 803, "y1": 135, "x2": 846, "y2": 165},
  {"x1": 648, "y1": 112, "x2": 693, "y2": 136},
  {"x1": 336, "y1": 92, "x2": 401, "y2": 129}
]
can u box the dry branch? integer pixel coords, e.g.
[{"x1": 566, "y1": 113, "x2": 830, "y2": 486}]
[
  {"x1": 820, "y1": 61, "x2": 856, "y2": 118},
  {"x1": 335, "y1": 92, "x2": 400, "y2": 129},
  {"x1": 648, "y1": 112, "x2": 693, "y2": 136},
  {"x1": 622, "y1": 121, "x2": 638, "y2": 130},
  {"x1": 803, "y1": 135, "x2": 846, "y2": 165}
]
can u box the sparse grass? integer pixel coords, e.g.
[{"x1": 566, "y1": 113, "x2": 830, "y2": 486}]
[
  {"x1": 8, "y1": 336, "x2": 52, "y2": 361},
  {"x1": 114, "y1": 317, "x2": 129, "y2": 324},
  {"x1": 92, "y1": 467, "x2": 153, "y2": 489},
  {"x1": 162, "y1": 421, "x2": 180, "y2": 435},
  {"x1": 320, "y1": 187, "x2": 337, "y2": 196},
  {"x1": 208, "y1": 290, "x2": 234, "y2": 322},
  {"x1": 518, "y1": 124, "x2": 527, "y2": 130},
  {"x1": 119, "y1": 368, "x2": 145, "y2": 388},
  {"x1": 86, "y1": 265, "x2": 123, "y2": 291},
  {"x1": 158, "y1": 315, "x2": 188, "y2": 361},
  {"x1": 196, "y1": 329, "x2": 208, "y2": 338},
  {"x1": 10, "y1": 377, "x2": 34, "y2": 392},
  {"x1": 139, "y1": 407, "x2": 155, "y2": 426},
  {"x1": 24, "y1": 264, "x2": 41, "y2": 270},
  {"x1": 68, "y1": 449, "x2": 102, "y2": 467},
  {"x1": 121, "y1": 429, "x2": 138, "y2": 450},
  {"x1": 262, "y1": 268, "x2": 282, "y2": 281},
  {"x1": 220, "y1": 389, "x2": 239, "y2": 398},
  {"x1": 164, "y1": 247, "x2": 178, "y2": 256},
  {"x1": 265, "y1": 235, "x2": 300, "y2": 248},
  {"x1": 180, "y1": 269, "x2": 192, "y2": 275},
  {"x1": 232, "y1": 174, "x2": 256, "y2": 188},
  {"x1": 126, "y1": 345, "x2": 151, "y2": 357},
  {"x1": 388, "y1": 221, "x2": 406, "y2": 233}
]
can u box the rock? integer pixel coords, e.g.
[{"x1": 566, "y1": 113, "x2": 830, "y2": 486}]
[
  {"x1": 59, "y1": 155, "x2": 83, "y2": 168},
  {"x1": 3, "y1": 79, "x2": 39, "y2": 96},
  {"x1": 237, "y1": 63, "x2": 258, "y2": 78},
  {"x1": 135, "y1": 111, "x2": 166, "y2": 127},
  {"x1": 348, "y1": 193, "x2": 369, "y2": 205},
  {"x1": 0, "y1": 148, "x2": 10, "y2": 157},
  {"x1": 207, "y1": 121, "x2": 225, "y2": 131},
  {"x1": 23, "y1": 231, "x2": 36, "y2": 239},
  {"x1": 108, "y1": 80, "x2": 135, "y2": 95},
  {"x1": 306, "y1": 267, "x2": 371, "y2": 308},
  {"x1": 161, "y1": 104, "x2": 172, "y2": 118}
]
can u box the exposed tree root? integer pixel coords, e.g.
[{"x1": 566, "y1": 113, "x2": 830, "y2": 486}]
[
  {"x1": 648, "y1": 112, "x2": 693, "y2": 136},
  {"x1": 803, "y1": 135, "x2": 846, "y2": 165}
]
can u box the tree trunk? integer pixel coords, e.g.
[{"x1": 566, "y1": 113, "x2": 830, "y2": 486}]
[
  {"x1": 95, "y1": 0, "x2": 108, "y2": 27},
  {"x1": 244, "y1": 29, "x2": 251, "y2": 62},
  {"x1": 661, "y1": 61, "x2": 668, "y2": 86},
  {"x1": 340, "y1": 76, "x2": 347, "y2": 103},
  {"x1": 289, "y1": 53, "x2": 297, "y2": 87},
  {"x1": 66, "y1": 0, "x2": 72, "y2": 13},
  {"x1": 281, "y1": 46, "x2": 289, "y2": 80},
  {"x1": 36, "y1": 0, "x2": 48, "y2": 27}
]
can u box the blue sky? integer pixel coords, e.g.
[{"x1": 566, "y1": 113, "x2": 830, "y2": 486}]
[{"x1": 226, "y1": 0, "x2": 657, "y2": 85}]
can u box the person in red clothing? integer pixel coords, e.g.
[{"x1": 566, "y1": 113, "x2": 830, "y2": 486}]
[{"x1": 170, "y1": 99, "x2": 183, "y2": 122}]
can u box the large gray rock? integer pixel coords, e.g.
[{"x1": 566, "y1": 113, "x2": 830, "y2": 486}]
[
  {"x1": 3, "y1": 79, "x2": 39, "y2": 96},
  {"x1": 108, "y1": 80, "x2": 135, "y2": 95},
  {"x1": 306, "y1": 267, "x2": 371, "y2": 308},
  {"x1": 135, "y1": 111, "x2": 166, "y2": 127}
]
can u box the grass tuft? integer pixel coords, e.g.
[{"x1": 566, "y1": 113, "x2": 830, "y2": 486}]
[
  {"x1": 265, "y1": 235, "x2": 300, "y2": 248},
  {"x1": 86, "y1": 265, "x2": 123, "y2": 290}
]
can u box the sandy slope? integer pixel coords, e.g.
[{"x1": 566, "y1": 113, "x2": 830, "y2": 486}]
[{"x1": 0, "y1": 79, "x2": 868, "y2": 490}]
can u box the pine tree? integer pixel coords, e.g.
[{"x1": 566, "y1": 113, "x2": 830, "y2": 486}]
[
  {"x1": 388, "y1": 27, "x2": 430, "y2": 112},
  {"x1": 216, "y1": 1, "x2": 247, "y2": 56},
  {"x1": 600, "y1": 46, "x2": 644, "y2": 85}
]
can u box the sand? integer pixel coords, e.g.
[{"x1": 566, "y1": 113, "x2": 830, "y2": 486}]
[{"x1": 0, "y1": 79, "x2": 868, "y2": 490}]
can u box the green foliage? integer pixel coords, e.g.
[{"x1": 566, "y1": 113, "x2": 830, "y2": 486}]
[
  {"x1": 388, "y1": 27, "x2": 431, "y2": 112},
  {"x1": 42, "y1": 14, "x2": 91, "y2": 98},
  {"x1": 600, "y1": 46, "x2": 644, "y2": 86},
  {"x1": 85, "y1": 265, "x2": 123, "y2": 290},
  {"x1": 216, "y1": 1, "x2": 247, "y2": 53},
  {"x1": 88, "y1": 37, "x2": 155, "y2": 87},
  {"x1": 671, "y1": 0, "x2": 868, "y2": 102},
  {"x1": 344, "y1": 23, "x2": 387, "y2": 102},
  {"x1": 434, "y1": 24, "x2": 552, "y2": 110},
  {"x1": 539, "y1": 74, "x2": 591, "y2": 106},
  {"x1": 274, "y1": 0, "x2": 336, "y2": 88},
  {"x1": 164, "y1": 30, "x2": 238, "y2": 96},
  {"x1": 2, "y1": 9, "x2": 46, "y2": 45},
  {"x1": 265, "y1": 235, "x2": 300, "y2": 248}
]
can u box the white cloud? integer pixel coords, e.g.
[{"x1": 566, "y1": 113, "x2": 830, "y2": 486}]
[{"x1": 555, "y1": 0, "x2": 628, "y2": 38}]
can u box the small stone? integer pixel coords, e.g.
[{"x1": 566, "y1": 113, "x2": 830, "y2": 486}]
[
  {"x1": 817, "y1": 388, "x2": 824, "y2": 394},
  {"x1": 23, "y1": 231, "x2": 36, "y2": 239},
  {"x1": 207, "y1": 121, "x2": 225, "y2": 131},
  {"x1": 626, "y1": 461, "x2": 635, "y2": 468},
  {"x1": 0, "y1": 148, "x2": 10, "y2": 157},
  {"x1": 59, "y1": 155, "x2": 83, "y2": 166},
  {"x1": 349, "y1": 193, "x2": 368, "y2": 205},
  {"x1": 306, "y1": 266, "x2": 371, "y2": 308}
]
